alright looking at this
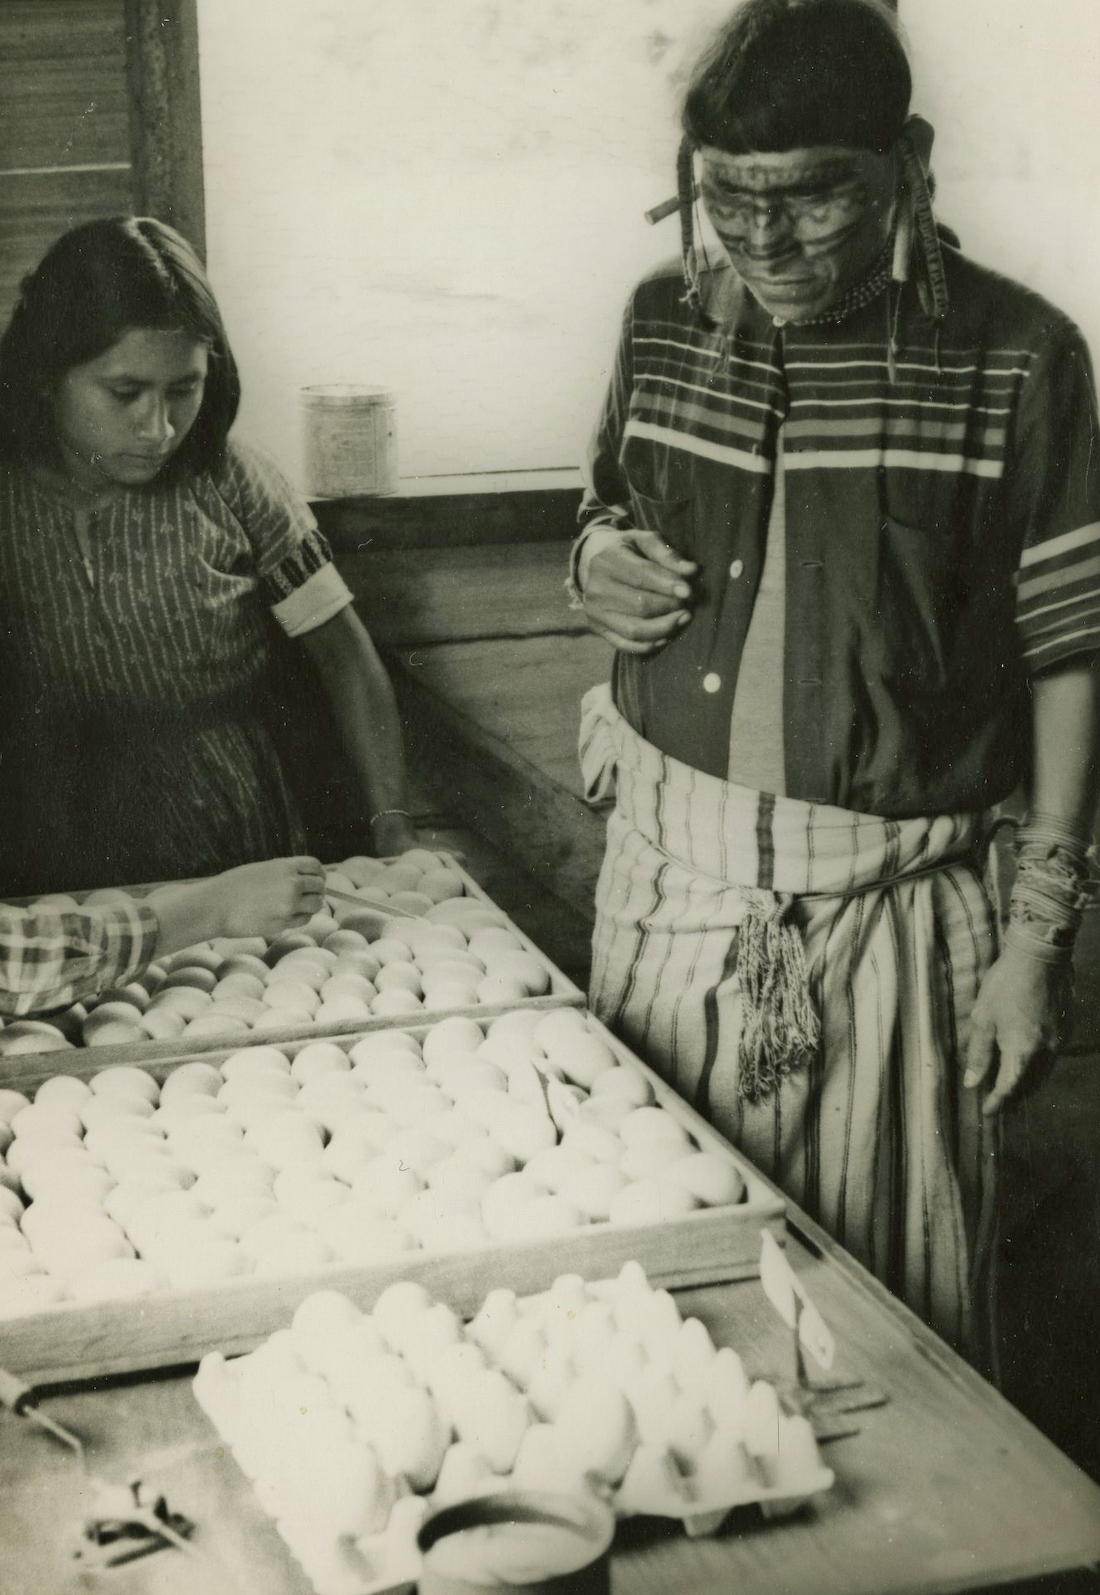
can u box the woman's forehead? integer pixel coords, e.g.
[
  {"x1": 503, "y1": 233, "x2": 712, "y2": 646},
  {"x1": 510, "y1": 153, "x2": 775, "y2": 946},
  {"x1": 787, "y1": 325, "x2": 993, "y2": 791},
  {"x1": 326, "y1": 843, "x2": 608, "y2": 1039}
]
[
  {"x1": 85, "y1": 327, "x2": 209, "y2": 379},
  {"x1": 699, "y1": 145, "x2": 876, "y2": 190}
]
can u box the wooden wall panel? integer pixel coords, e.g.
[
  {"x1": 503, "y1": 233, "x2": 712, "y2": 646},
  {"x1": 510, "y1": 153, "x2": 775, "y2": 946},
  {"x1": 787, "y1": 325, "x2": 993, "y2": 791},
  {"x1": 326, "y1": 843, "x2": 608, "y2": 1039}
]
[
  {"x1": 0, "y1": 1, "x2": 129, "y2": 169},
  {"x1": 0, "y1": 166, "x2": 132, "y2": 323},
  {"x1": 0, "y1": 0, "x2": 132, "y2": 326}
]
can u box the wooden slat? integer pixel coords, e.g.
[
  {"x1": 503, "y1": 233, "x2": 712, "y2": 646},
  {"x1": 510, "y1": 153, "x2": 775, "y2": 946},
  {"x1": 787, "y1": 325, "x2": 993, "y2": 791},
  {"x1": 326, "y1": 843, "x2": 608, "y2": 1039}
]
[
  {"x1": 338, "y1": 543, "x2": 586, "y2": 647},
  {"x1": 316, "y1": 486, "x2": 582, "y2": 553},
  {"x1": 0, "y1": 165, "x2": 134, "y2": 325},
  {"x1": 0, "y1": 0, "x2": 129, "y2": 171}
]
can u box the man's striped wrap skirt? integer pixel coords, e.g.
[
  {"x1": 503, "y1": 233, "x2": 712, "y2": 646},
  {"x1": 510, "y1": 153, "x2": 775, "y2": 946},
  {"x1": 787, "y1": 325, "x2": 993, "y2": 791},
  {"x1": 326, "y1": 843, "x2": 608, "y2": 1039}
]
[{"x1": 580, "y1": 682, "x2": 1000, "y2": 1370}]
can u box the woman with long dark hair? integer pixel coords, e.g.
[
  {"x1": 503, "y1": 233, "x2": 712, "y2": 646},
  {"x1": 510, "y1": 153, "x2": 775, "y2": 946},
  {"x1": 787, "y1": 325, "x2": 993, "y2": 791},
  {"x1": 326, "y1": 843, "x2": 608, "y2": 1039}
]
[{"x1": 0, "y1": 217, "x2": 416, "y2": 893}]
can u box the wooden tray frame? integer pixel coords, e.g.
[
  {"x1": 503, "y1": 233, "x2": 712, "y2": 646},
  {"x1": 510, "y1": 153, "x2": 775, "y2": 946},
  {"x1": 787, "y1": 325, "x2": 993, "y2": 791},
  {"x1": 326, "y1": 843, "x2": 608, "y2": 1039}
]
[
  {"x1": 0, "y1": 1015, "x2": 785, "y2": 1387},
  {"x1": 0, "y1": 859, "x2": 585, "y2": 1069}
]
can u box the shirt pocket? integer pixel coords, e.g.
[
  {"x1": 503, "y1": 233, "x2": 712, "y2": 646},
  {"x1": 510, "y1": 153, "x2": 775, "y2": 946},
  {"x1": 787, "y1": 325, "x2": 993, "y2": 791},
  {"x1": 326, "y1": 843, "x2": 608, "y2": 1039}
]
[{"x1": 872, "y1": 514, "x2": 960, "y2": 701}]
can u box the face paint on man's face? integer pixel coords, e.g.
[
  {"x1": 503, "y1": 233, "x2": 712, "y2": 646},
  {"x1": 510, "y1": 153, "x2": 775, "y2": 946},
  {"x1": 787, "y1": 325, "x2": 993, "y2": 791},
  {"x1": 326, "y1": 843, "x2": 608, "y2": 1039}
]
[{"x1": 699, "y1": 145, "x2": 897, "y2": 321}]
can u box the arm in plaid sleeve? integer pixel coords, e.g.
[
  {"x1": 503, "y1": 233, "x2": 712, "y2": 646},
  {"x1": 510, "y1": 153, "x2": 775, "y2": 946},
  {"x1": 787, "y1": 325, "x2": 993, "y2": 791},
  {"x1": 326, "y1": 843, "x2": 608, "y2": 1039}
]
[
  {"x1": 1012, "y1": 320, "x2": 1100, "y2": 672},
  {"x1": 0, "y1": 899, "x2": 158, "y2": 1018}
]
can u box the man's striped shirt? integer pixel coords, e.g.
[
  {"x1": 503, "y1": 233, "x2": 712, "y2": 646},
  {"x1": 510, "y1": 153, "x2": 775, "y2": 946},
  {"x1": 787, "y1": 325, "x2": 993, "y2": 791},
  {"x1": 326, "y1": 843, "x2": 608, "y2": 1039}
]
[{"x1": 577, "y1": 249, "x2": 1100, "y2": 816}]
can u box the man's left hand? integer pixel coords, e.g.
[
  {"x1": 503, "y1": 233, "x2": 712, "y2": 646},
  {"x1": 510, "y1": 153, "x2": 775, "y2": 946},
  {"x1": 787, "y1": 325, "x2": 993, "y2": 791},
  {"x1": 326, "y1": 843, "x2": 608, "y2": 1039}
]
[{"x1": 964, "y1": 944, "x2": 1070, "y2": 1116}]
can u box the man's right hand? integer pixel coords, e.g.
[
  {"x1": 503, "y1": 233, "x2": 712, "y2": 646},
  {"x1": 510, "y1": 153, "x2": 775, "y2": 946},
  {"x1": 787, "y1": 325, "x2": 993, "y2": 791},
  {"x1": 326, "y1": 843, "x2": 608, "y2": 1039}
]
[{"x1": 579, "y1": 528, "x2": 697, "y2": 655}]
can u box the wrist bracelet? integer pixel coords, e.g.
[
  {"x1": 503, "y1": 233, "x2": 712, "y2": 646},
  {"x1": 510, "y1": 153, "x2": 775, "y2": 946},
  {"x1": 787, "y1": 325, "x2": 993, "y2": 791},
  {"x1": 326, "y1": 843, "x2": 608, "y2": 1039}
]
[
  {"x1": 1003, "y1": 921, "x2": 1076, "y2": 967},
  {"x1": 369, "y1": 808, "x2": 412, "y2": 830}
]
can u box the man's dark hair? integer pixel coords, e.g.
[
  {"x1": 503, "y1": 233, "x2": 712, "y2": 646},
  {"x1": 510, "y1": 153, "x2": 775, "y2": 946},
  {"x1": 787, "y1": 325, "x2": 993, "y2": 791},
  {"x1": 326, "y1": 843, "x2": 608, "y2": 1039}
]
[
  {"x1": 683, "y1": 0, "x2": 911, "y2": 155},
  {"x1": 0, "y1": 216, "x2": 240, "y2": 474}
]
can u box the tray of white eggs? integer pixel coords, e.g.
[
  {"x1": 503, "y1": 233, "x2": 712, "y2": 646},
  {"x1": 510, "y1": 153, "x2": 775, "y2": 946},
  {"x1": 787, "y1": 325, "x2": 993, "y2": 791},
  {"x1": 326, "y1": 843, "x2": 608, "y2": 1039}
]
[
  {"x1": 193, "y1": 1266, "x2": 833, "y2": 1595},
  {"x1": 0, "y1": 1009, "x2": 784, "y2": 1385},
  {"x1": 0, "y1": 852, "x2": 585, "y2": 1063}
]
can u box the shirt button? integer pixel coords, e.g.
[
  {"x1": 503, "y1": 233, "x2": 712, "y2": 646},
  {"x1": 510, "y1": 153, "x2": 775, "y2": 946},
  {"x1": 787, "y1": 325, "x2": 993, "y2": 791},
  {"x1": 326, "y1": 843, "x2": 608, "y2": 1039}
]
[
  {"x1": 702, "y1": 673, "x2": 721, "y2": 694},
  {"x1": 729, "y1": 559, "x2": 744, "y2": 580}
]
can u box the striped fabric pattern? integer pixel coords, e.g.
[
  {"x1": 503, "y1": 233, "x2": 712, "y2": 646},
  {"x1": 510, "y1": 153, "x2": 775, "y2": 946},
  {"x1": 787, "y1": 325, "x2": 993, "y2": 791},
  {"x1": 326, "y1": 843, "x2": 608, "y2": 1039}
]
[
  {"x1": 0, "y1": 441, "x2": 335, "y2": 893},
  {"x1": 576, "y1": 250, "x2": 1100, "y2": 810},
  {"x1": 581, "y1": 683, "x2": 999, "y2": 1367},
  {"x1": 0, "y1": 898, "x2": 157, "y2": 1017}
]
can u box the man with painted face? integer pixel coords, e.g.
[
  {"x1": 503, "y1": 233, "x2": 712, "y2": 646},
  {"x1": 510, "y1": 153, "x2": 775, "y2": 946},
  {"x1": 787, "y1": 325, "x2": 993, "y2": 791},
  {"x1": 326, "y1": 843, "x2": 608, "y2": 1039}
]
[{"x1": 572, "y1": 0, "x2": 1100, "y2": 1368}]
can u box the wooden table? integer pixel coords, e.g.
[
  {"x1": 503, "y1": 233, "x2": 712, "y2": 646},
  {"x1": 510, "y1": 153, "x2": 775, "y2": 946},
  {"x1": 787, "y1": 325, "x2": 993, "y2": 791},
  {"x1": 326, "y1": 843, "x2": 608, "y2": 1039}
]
[{"x1": 2, "y1": 1204, "x2": 1098, "y2": 1595}]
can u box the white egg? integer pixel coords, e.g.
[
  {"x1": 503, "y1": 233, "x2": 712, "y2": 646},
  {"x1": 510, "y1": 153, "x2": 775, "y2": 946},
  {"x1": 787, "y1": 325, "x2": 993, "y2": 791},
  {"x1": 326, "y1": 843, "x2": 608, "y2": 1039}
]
[
  {"x1": 138, "y1": 1007, "x2": 188, "y2": 1041},
  {"x1": 33, "y1": 1075, "x2": 92, "y2": 1110},
  {"x1": 352, "y1": 1155, "x2": 425, "y2": 1215},
  {"x1": 320, "y1": 1115, "x2": 395, "y2": 1181},
  {"x1": 428, "y1": 1107, "x2": 490, "y2": 1150},
  {"x1": 370, "y1": 1383, "x2": 449, "y2": 1492},
  {"x1": 348, "y1": 1031, "x2": 422, "y2": 1063},
  {"x1": 479, "y1": 1173, "x2": 541, "y2": 1238},
  {"x1": 89, "y1": 1066, "x2": 160, "y2": 1104},
  {"x1": 706, "y1": 1346, "x2": 752, "y2": 1429},
  {"x1": 459, "y1": 1139, "x2": 516, "y2": 1181},
  {"x1": 160, "y1": 1063, "x2": 224, "y2": 1103},
  {"x1": 421, "y1": 981, "x2": 481, "y2": 1013},
  {"x1": 488, "y1": 1103, "x2": 558, "y2": 1164},
  {"x1": 14, "y1": 1104, "x2": 84, "y2": 1141},
  {"x1": 0, "y1": 1275, "x2": 67, "y2": 1315},
  {"x1": 6, "y1": 1132, "x2": 83, "y2": 1178},
  {"x1": 466, "y1": 1286, "x2": 519, "y2": 1358},
  {"x1": 0, "y1": 1091, "x2": 32, "y2": 1126},
  {"x1": 370, "y1": 988, "x2": 423, "y2": 1018},
  {"x1": 496, "y1": 1317, "x2": 548, "y2": 1389},
  {"x1": 316, "y1": 1202, "x2": 406, "y2": 1263},
  {"x1": 252, "y1": 1230, "x2": 335, "y2": 1276},
  {"x1": 589, "y1": 1065, "x2": 655, "y2": 1107},
  {"x1": 618, "y1": 1106, "x2": 694, "y2": 1153},
  {"x1": 79, "y1": 1095, "x2": 156, "y2": 1135},
  {"x1": 218, "y1": 1074, "x2": 297, "y2": 1110},
  {"x1": 620, "y1": 1137, "x2": 693, "y2": 1181},
  {"x1": 610, "y1": 1179, "x2": 699, "y2": 1230},
  {"x1": 211, "y1": 973, "x2": 267, "y2": 1004},
  {"x1": 318, "y1": 1312, "x2": 387, "y2": 1387},
  {"x1": 623, "y1": 1364, "x2": 681, "y2": 1448},
  {"x1": 317, "y1": 974, "x2": 377, "y2": 1008},
  {"x1": 532, "y1": 1008, "x2": 591, "y2": 1058},
  {"x1": 486, "y1": 1009, "x2": 544, "y2": 1042},
  {"x1": 275, "y1": 1170, "x2": 351, "y2": 1226},
  {"x1": 207, "y1": 1191, "x2": 278, "y2": 1240},
  {"x1": 364, "y1": 1080, "x2": 449, "y2": 1126},
  {"x1": 261, "y1": 979, "x2": 323, "y2": 1015},
  {"x1": 238, "y1": 1212, "x2": 313, "y2": 1263},
  {"x1": 555, "y1": 1376, "x2": 636, "y2": 1484},
  {"x1": 191, "y1": 1156, "x2": 275, "y2": 1204},
  {"x1": 291, "y1": 1288, "x2": 361, "y2": 1349},
  {"x1": 370, "y1": 937, "x2": 415, "y2": 967},
  {"x1": 659, "y1": 1151, "x2": 745, "y2": 1208},
  {"x1": 431, "y1": 1441, "x2": 494, "y2": 1507},
  {"x1": 424, "y1": 1155, "x2": 493, "y2": 1206},
  {"x1": 329, "y1": 949, "x2": 382, "y2": 981},
  {"x1": 523, "y1": 1144, "x2": 594, "y2": 1195},
  {"x1": 165, "y1": 1229, "x2": 250, "y2": 1289},
  {"x1": 145, "y1": 987, "x2": 213, "y2": 1021},
  {"x1": 339, "y1": 1351, "x2": 416, "y2": 1431},
  {"x1": 456, "y1": 1368, "x2": 531, "y2": 1473},
  {"x1": 246, "y1": 1112, "x2": 324, "y2": 1170}
]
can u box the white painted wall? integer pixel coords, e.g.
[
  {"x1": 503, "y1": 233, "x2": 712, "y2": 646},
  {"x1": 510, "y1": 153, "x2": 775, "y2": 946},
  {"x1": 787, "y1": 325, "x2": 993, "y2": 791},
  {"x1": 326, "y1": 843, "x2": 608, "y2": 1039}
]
[{"x1": 197, "y1": 1, "x2": 1100, "y2": 487}]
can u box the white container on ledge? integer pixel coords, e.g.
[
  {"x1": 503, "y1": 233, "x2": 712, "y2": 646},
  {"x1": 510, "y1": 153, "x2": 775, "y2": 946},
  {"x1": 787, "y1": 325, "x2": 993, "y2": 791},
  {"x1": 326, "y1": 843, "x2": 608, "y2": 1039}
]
[{"x1": 301, "y1": 384, "x2": 398, "y2": 497}]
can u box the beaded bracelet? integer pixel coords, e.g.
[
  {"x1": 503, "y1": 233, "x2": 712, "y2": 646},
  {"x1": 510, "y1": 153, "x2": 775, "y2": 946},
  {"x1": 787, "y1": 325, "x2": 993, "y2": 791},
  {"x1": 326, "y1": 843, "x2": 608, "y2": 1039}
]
[
  {"x1": 368, "y1": 808, "x2": 412, "y2": 830},
  {"x1": 1006, "y1": 812, "x2": 1099, "y2": 963}
]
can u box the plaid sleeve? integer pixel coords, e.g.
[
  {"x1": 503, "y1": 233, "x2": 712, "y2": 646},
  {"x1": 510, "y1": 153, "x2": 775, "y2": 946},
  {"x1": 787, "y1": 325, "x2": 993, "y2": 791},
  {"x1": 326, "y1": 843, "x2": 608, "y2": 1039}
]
[
  {"x1": 1012, "y1": 322, "x2": 1100, "y2": 672},
  {"x1": 220, "y1": 443, "x2": 353, "y2": 632},
  {"x1": 0, "y1": 900, "x2": 158, "y2": 1018}
]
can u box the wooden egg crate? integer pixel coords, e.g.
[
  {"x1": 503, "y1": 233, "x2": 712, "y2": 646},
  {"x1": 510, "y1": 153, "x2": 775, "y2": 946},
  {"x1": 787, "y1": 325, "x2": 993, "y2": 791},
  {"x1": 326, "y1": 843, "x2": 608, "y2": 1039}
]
[
  {"x1": 0, "y1": 857, "x2": 585, "y2": 1067},
  {"x1": 0, "y1": 1012, "x2": 785, "y2": 1387}
]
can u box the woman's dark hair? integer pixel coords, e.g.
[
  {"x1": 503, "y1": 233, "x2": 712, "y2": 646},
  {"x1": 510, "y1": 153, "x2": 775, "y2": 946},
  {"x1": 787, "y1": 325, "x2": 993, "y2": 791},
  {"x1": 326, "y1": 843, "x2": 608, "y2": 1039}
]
[
  {"x1": 0, "y1": 216, "x2": 240, "y2": 473},
  {"x1": 683, "y1": 0, "x2": 911, "y2": 156}
]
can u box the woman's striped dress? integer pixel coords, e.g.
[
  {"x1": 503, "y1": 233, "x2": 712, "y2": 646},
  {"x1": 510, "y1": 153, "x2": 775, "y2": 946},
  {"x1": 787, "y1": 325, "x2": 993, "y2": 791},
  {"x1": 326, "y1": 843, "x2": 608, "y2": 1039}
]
[{"x1": 0, "y1": 442, "x2": 351, "y2": 894}]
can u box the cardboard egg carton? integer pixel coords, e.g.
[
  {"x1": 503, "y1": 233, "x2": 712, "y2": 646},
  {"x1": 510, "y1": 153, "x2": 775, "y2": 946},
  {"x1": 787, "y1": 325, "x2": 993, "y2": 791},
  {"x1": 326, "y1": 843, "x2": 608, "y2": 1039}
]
[
  {"x1": 0, "y1": 854, "x2": 584, "y2": 1066},
  {"x1": 193, "y1": 1264, "x2": 833, "y2": 1595},
  {"x1": 0, "y1": 1011, "x2": 785, "y2": 1386}
]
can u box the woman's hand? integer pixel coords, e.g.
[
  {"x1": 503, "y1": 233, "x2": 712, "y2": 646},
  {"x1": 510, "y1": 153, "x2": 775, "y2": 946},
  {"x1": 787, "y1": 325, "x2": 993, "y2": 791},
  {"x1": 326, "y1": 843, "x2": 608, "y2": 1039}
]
[
  {"x1": 148, "y1": 856, "x2": 327, "y2": 951},
  {"x1": 579, "y1": 528, "x2": 697, "y2": 654},
  {"x1": 964, "y1": 943, "x2": 1070, "y2": 1116}
]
